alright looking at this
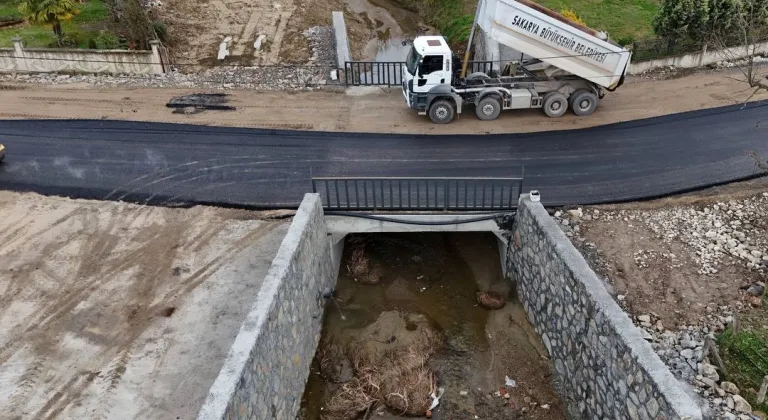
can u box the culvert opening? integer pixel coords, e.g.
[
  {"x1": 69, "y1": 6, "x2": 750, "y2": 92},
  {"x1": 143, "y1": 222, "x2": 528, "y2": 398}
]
[{"x1": 300, "y1": 231, "x2": 565, "y2": 420}]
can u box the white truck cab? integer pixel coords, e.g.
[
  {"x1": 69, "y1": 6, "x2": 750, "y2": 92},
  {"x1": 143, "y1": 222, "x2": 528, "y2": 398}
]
[{"x1": 402, "y1": 36, "x2": 466, "y2": 123}]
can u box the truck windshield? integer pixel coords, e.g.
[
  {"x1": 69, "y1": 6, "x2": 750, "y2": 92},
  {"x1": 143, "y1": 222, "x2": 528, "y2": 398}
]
[{"x1": 405, "y1": 46, "x2": 421, "y2": 76}]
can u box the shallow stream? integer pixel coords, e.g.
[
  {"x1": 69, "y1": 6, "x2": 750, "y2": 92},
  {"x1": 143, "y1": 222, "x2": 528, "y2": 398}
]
[{"x1": 299, "y1": 232, "x2": 566, "y2": 420}]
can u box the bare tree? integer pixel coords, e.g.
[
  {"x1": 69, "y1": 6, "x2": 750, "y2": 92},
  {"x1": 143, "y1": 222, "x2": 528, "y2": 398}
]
[{"x1": 710, "y1": 0, "x2": 768, "y2": 95}]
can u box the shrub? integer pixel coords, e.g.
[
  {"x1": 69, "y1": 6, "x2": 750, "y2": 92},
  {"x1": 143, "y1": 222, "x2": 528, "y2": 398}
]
[{"x1": 561, "y1": 8, "x2": 587, "y2": 27}]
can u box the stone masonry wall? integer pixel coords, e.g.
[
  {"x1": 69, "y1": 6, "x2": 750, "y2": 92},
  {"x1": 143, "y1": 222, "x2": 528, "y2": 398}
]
[
  {"x1": 196, "y1": 193, "x2": 336, "y2": 420},
  {"x1": 507, "y1": 194, "x2": 706, "y2": 420}
]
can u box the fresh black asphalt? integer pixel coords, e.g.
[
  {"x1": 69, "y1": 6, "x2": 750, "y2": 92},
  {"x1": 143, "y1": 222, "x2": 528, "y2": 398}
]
[{"x1": 0, "y1": 100, "x2": 766, "y2": 209}]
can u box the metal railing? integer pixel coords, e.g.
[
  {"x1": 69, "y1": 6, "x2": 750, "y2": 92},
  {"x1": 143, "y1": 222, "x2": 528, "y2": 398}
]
[
  {"x1": 343, "y1": 60, "x2": 498, "y2": 86},
  {"x1": 311, "y1": 176, "x2": 525, "y2": 211},
  {"x1": 344, "y1": 61, "x2": 405, "y2": 86}
]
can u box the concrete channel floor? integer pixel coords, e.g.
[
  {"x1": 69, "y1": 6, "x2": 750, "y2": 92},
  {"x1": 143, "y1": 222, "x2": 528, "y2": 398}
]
[{"x1": 0, "y1": 191, "x2": 289, "y2": 420}]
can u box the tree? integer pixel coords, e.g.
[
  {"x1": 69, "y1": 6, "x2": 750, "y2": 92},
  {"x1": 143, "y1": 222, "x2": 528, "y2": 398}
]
[
  {"x1": 19, "y1": 0, "x2": 80, "y2": 45},
  {"x1": 653, "y1": 0, "x2": 710, "y2": 46},
  {"x1": 709, "y1": 0, "x2": 768, "y2": 91}
]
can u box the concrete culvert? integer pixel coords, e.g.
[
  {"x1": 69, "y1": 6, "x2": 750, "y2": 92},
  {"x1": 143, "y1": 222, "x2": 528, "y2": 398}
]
[{"x1": 300, "y1": 232, "x2": 566, "y2": 420}]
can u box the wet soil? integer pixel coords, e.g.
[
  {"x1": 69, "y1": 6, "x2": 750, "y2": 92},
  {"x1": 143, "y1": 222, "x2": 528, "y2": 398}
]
[{"x1": 299, "y1": 232, "x2": 565, "y2": 420}]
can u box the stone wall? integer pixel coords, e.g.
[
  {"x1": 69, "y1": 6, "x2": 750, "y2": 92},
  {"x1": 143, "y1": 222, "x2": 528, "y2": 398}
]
[
  {"x1": 507, "y1": 194, "x2": 706, "y2": 420},
  {"x1": 0, "y1": 37, "x2": 165, "y2": 74},
  {"x1": 196, "y1": 193, "x2": 337, "y2": 420}
]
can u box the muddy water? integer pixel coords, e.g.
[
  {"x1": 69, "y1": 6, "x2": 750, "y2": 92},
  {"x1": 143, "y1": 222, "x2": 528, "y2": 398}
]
[
  {"x1": 299, "y1": 232, "x2": 566, "y2": 420},
  {"x1": 346, "y1": 0, "x2": 423, "y2": 61}
]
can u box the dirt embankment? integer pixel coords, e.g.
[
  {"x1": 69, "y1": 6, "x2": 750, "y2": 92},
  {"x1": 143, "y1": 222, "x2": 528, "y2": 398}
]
[{"x1": 0, "y1": 191, "x2": 287, "y2": 419}]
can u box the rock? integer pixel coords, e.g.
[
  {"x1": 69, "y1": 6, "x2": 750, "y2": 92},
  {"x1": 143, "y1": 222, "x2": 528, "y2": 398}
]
[
  {"x1": 638, "y1": 315, "x2": 652, "y2": 323},
  {"x1": 732, "y1": 395, "x2": 752, "y2": 414},
  {"x1": 700, "y1": 377, "x2": 718, "y2": 389},
  {"x1": 747, "y1": 282, "x2": 765, "y2": 297},
  {"x1": 656, "y1": 320, "x2": 664, "y2": 332},
  {"x1": 568, "y1": 208, "x2": 583, "y2": 218},
  {"x1": 699, "y1": 363, "x2": 720, "y2": 382},
  {"x1": 721, "y1": 381, "x2": 740, "y2": 395},
  {"x1": 726, "y1": 396, "x2": 735, "y2": 410},
  {"x1": 733, "y1": 395, "x2": 752, "y2": 414},
  {"x1": 680, "y1": 348, "x2": 694, "y2": 359},
  {"x1": 640, "y1": 328, "x2": 653, "y2": 340},
  {"x1": 476, "y1": 291, "x2": 506, "y2": 310}
]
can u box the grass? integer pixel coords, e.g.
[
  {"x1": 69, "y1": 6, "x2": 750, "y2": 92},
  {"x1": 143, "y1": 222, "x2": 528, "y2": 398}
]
[
  {"x1": 717, "y1": 296, "x2": 768, "y2": 414},
  {"x1": 425, "y1": 0, "x2": 660, "y2": 50},
  {"x1": 532, "y1": 0, "x2": 660, "y2": 43},
  {"x1": 0, "y1": 0, "x2": 113, "y2": 48}
]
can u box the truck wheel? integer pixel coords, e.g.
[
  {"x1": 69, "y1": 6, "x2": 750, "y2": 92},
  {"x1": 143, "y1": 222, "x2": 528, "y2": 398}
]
[
  {"x1": 543, "y1": 93, "x2": 568, "y2": 118},
  {"x1": 429, "y1": 100, "x2": 455, "y2": 124},
  {"x1": 570, "y1": 90, "x2": 598, "y2": 116},
  {"x1": 475, "y1": 96, "x2": 502, "y2": 121}
]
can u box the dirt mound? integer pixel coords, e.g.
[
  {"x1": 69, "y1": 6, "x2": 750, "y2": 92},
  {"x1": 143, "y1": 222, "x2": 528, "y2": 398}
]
[
  {"x1": 321, "y1": 311, "x2": 443, "y2": 419},
  {"x1": 346, "y1": 242, "x2": 382, "y2": 285}
]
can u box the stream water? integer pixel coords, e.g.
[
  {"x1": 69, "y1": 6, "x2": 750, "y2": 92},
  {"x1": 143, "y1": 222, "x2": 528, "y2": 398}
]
[{"x1": 299, "y1": 232, "x2": 566, "y2": 420}]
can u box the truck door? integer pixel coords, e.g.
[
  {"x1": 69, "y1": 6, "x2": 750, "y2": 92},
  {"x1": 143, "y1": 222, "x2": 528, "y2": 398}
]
[{"x1": 416, "y1": 55, "x2": 448, "y2": 92}]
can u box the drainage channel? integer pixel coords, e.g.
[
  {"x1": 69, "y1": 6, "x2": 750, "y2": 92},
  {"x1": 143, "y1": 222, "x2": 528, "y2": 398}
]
[
  {"x1": 196, "y1": 193, "x2": 706, "y2": 420},
  {"x1": 298, "y1": 231, "x2": 565, "y2": 419}
]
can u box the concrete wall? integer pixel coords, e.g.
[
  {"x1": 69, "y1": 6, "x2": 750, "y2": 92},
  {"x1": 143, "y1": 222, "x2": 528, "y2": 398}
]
[
  {"x1": 507, "y1": 194, "x2": 705, "y2": 420},
  {"x1": 197, "y1": 193, "x2": 337, "y2": 420},
  {"x1": 0, "y1": 37, "x2": 164, "y2": 74},
  {"x1": 332, "y1": 11, "x2": 350, "y2": 69},
  {"x1": 629, "y1": 40, "x2": 768, "y2": 74}
]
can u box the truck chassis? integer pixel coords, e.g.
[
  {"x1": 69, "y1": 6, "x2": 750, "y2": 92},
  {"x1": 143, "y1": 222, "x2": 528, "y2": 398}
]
[{"x1": 408, "y1": 62, "x2": 604, "y2": 124}]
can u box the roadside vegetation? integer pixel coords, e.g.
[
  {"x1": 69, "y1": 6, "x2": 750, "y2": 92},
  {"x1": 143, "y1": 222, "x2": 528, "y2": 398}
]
[
  {"x1": 413, "y1": 0, "x2": 767, "y2": 67},
  {"x1": 717, "y1": 295, "x2": 768, "y2": 415},
  {"x1": 0, "y1": 0, "x2": 116, "y2": 48},
  {"x1": 0, "y1": 0, "x2": 166, "y2": 49},
  {"x1": 535, "y1": 0, "x2": 659, "y2": 45}
]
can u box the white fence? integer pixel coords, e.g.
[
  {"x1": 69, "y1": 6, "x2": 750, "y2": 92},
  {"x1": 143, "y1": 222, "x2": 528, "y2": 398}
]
[
  {"x1": 628, "y1": 40, "x2": 768, "y2": 74},
  {"x1": 0, "y1": 37, "x2": 166, "y2": 75}
]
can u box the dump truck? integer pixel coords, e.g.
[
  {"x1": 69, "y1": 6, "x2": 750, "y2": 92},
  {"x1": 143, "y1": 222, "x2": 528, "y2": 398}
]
[{"x1": 401, "y1": 0, "x2": 632, "y2": 123}]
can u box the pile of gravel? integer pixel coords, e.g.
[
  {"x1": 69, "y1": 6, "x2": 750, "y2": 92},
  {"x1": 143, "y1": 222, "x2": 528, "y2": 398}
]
[
  {"x1": 555, "y1": 193, "x2": 768, "y2": 276},
  {"x1": 634, "y1": 311, "x2": 759, "y2": 420},
  {"x1": 0, "y1": 65, "x2": 337, "y2": 91}
]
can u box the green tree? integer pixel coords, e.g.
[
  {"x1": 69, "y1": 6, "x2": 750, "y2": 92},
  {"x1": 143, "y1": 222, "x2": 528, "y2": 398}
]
[
  {"x1": 652, "y1": 0, "x2": 710, "y2": 44},
  {"x1": 18, "y1": 0, "x2": 80, "y2": 44}
]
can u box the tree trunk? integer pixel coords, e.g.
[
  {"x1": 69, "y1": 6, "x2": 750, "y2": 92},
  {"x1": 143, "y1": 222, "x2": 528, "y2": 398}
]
[{"x1": 53, "y1": 20, "x2": 63, "y2": 44}]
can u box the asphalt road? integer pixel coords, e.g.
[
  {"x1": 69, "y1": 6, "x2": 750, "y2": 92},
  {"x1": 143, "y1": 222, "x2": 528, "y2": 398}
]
[{"x1": 0, "y1": 100, "x2": 766, "y2": 209}]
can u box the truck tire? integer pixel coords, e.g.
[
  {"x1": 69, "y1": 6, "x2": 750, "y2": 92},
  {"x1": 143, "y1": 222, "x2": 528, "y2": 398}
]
[
  {"x1": 475, "y1": 96, "x2": 502, "y2": 121},
  {"x1": 429, "y1": 99, "x2": 455, "y2": 124},
  {"x1": 543, "y1": 92, "x2": 568, "y2": 118},
  {"x1": 570, "y1": 90, "x2": 598, "y2": 116}
]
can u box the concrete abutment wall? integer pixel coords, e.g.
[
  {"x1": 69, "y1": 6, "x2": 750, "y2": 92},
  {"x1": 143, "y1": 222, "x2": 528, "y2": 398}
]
[
  {"x1": 507, "y1": 194, "x2": 706, "y2": 420},
  {"x1": 197, "y1": 194, "x2": 336, "y2": 420}
]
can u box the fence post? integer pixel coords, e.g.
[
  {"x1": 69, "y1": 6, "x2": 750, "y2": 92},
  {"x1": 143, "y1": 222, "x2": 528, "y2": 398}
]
[
  {"x1": 149, "y1": 40, "x2": 164, "y2": 75},
  {"x1": 12, "y1": 36, "x2": 27, "y2": 73}
]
